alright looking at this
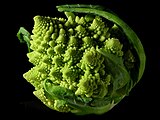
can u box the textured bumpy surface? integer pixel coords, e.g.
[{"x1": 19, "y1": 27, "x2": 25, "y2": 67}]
[{"x1": 18, "y1": 5, "x2": 145, "y2": 115}]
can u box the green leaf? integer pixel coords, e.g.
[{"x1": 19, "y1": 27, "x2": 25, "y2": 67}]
[
  {"x1": 97, "y1": 48, "x2": 130, "y2": 92},
  {"x1": 43, "y1": 79, "x2": 117, "y2": 115},
  {"x1": 17, "y1": 27, "x2": 31, "y2": 52},
  {"x1": 56, "y1": 4, "x2": 105, "y2": 10},
  {"x1": 43, "y1": 79, "x2": 75, "y2": 100}
]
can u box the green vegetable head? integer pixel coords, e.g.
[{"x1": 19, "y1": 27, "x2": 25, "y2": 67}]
[{"x1": 17, "y1": 4, "x2": 146, "y2": 115}]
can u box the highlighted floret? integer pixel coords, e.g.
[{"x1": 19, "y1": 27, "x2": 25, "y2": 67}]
[{"x1": 104, "y1": 38, "x2": 123, "y2": 56}]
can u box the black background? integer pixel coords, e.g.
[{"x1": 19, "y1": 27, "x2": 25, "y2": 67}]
[{"x1": 9, "y1": 0, "x2": 159, "y2": 119}]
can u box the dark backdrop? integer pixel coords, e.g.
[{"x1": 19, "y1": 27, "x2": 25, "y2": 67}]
[{"x1": 11, "y1": 0, "x2": 159, "y2": 119}]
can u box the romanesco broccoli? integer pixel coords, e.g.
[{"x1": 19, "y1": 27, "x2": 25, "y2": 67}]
[{"x1": 17, "y1": 4, "x2": 146, "y2": 115}]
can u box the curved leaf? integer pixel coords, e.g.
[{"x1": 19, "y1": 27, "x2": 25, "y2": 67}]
[
  {"x1": 97, "y1": 48, "x2": 130, "y2": 91},
  {"x1": 43, "y1": 79, "x2": 116, "y2": 115},
  {"x1": 17, "y1": 27, "x2": 31, "y2": 52}
]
